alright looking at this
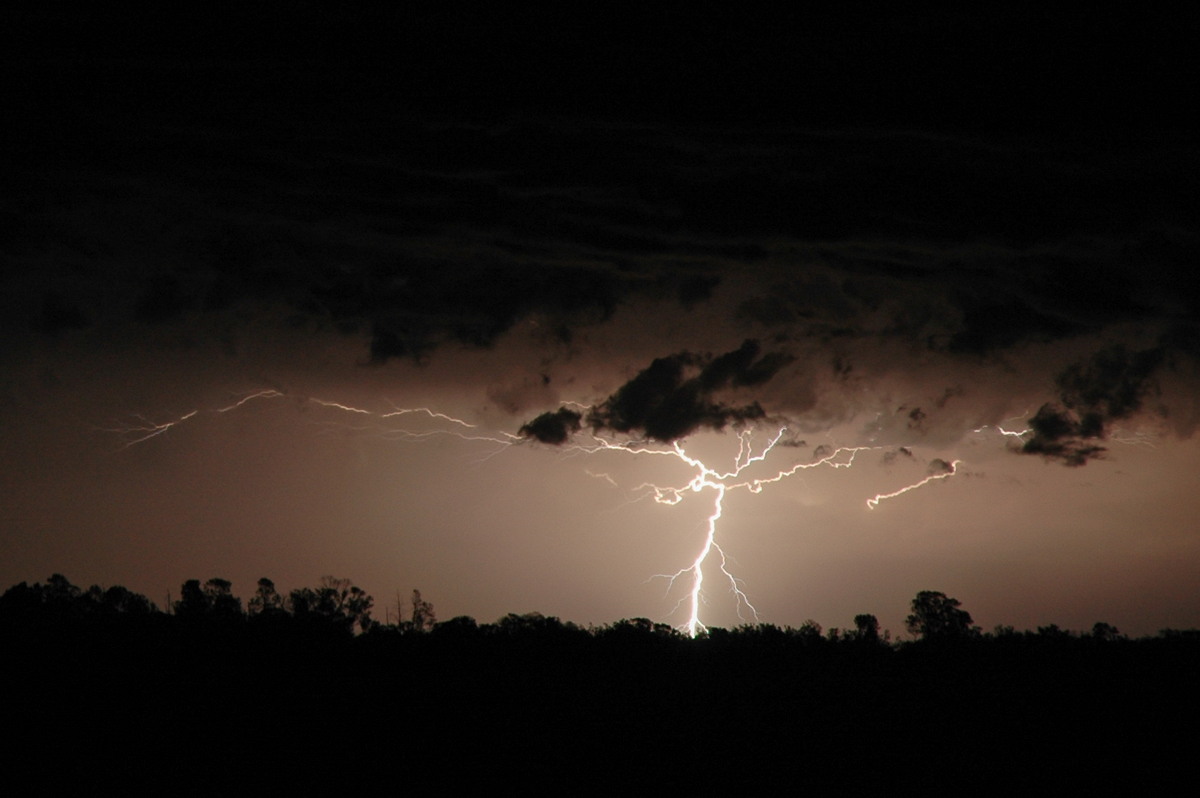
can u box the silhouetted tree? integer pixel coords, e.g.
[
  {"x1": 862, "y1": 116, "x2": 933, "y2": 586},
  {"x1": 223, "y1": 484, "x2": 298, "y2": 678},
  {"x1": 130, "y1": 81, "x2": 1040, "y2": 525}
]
[
  {"x1": 431, "y1": 615, "x2": 481, "y2": 639},
  {"x1": 247, "y1": 578, "x2": 284, "y2": 617},
  {"x1": 203, "y1": 578, "x2": 243, "y2": 619},
  {"x1": 602, "y1": 617, "x2": 679, "y2": 639},
  {"x1": 850, "y1": 613, "x2": 883, "y2": 644},
  {"x1": 91, "y1": 585, "x2": 156, "y2": 615},
  {"x1": 1091, "y1": 622, "x2": 1123, "y2": 641},
  {"x1": 794, "y1": 619, "x2": 824, "y2": 644},
  {"x1": 171, "y1": 578, "x2": 242, "y2": 620},
  {"x1": 289, "y1": 576, "x2": 374, "y2": 633},
  {"x1": 321, "y1": 576, "x2": 373, "y2": 633},
  {"x1": 44, "y1": 573, "x2": 82, "y2": 604},
  {"x1": 488, "y1": 612, "x2": 587, "y2": 642},
  {"x1": 905, "y1": 591, "x2": 975, "y2": 640},
  {"x1": 410, "y1": 589, "x2": 435, "y2": 632},
  {"x1": 0, "y1": 575, "x2": 86, "y2": 620},
  {"x1": 1, "y1": 576, "x2": 159, "y2": 623},
  {"x1": 287, "y1": 586, "x2": 318, "y2": 616},
  {"x1": 1036, "y1": 623, "x2": 1073, "y2": 640},
  {"x1": 174, "y1": 579, "x2": 208, "y2": 619}
]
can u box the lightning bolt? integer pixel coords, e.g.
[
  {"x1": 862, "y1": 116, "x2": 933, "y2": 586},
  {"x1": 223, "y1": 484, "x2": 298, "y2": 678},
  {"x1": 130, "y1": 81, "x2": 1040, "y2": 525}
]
[
  {"x1": 865, "y1": 460, "x2": 960, "y2": 509},
  {"x1": 105, "y1": 409, "x2": 201, "y2": 447},
  {"x1": 974, "y1": 411, "x2": 1033, "y2": 439},
  {"x1": 110, "y1": 391, "x2": 523, "y2": 463},
  {"x1": 109, "y1": 392, "x2": 982, "y2": 636},
  {"x1": 563, "y1": 429, "x2": 960, "y2": 636}
]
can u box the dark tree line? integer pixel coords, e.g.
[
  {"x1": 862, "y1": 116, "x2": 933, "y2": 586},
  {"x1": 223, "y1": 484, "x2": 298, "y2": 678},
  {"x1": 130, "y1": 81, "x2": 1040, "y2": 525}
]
[
  {"x1": 3, "y1": 574, "x2": 1197, "y2": 793},
  {"x1": 173, "y1": 575, "x2": 378, "y2": 634},
  {"x1": 3, "y1": 575, "x2": 1187, "y2": 649}
]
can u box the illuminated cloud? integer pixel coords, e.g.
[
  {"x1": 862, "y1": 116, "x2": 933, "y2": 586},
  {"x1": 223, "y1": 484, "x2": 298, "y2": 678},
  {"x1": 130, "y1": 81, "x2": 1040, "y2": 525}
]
[
  {"x1": 519, "y1": 407, "x2": 583, "y2": 445},
  {"x1": 520, "y1": 340, "x2": 793, "y2": 444},
  {"x1": 4, "y1": 5, "x2": 1200, "y2": 638},
  {"x1": 1020, "y1": 342, "x2": 1187, "y2": 465}
]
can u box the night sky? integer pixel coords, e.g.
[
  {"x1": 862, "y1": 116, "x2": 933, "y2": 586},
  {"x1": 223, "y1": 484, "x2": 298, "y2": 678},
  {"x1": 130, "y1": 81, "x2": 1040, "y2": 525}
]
[{"x1": 3, "y1": 6, "x2": 1199, "y2": 637}]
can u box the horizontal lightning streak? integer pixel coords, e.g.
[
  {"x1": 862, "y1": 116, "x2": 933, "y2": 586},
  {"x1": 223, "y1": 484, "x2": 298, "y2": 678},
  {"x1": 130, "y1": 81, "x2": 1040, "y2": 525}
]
[
  {"x1": 866, "y1": 460, "x2": 961, "y2": 509},
  {"x1": 110, "y1": 393, "x2": 987, "y2": 636},
  {"x1": 109, "y1": 391, "x2": 516, "y2": 452},
  {"x1": 572, "y1": 428, "x2": 962, "y2": 635},
  {"x1": 104, "y1": 409, "x2": 200, "y2": 447},
  {"x1": 215, "y1": 390, "x2": 283, "y2": 413}
]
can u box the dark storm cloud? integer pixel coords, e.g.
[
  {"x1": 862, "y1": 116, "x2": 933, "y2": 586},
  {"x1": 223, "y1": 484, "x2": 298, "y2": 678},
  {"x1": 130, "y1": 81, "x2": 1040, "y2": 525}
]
[
  {"x1": 343, "y1": 262, "x2": 628, "y2": 361},
  {"x1": 585, "y1": 341, "x2": 776, "y2": 442},
  {"x1": 1021, "y1": 405, "x2": 1109, "y2": 467},
  {"x1": 133, "y1": 276, "x2": 195, "y2": 325},
  {"x1": 522, "y1": 340, "x2": 790, "y2": 444},
  {"x1": 881, "y1": 447, "x2": 915, "y2": 466},
  {"x1": 1057, "y1": 345, "x2": 1165, "y2": 422},
  {"x1": 12, "y1": 111, "x2": 782, "y2": 360},
  {"x1": 696, "y1": 339, "x2": 793, "y2": 390},
  {"x1": 11, "y1": 86, "x2": 1199, "y2": 374},
  {"x1": 1021, "y1": 344, "x2": 1174, "y2": 466},
  {"x1": 34, "y1": 292, "x2": 89, "y2": 334},
  {"x1": 8, "y1": 8, "x2": 1200, "y2": 472},
  {"x1": 927, "y1": 458, "x2": 955, "y2": 476},
  {"x1": 518, "y1": 408, "x2": 583, "y2": 446},
  {"x1": 946, "y1": 298, "x2": 1084, "y2": 356}
]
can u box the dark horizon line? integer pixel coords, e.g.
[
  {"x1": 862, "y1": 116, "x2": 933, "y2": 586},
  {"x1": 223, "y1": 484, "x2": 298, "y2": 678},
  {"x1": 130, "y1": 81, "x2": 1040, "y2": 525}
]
[{"x1": 4, "y1": 572, "x2": 1195, "y2": 642}]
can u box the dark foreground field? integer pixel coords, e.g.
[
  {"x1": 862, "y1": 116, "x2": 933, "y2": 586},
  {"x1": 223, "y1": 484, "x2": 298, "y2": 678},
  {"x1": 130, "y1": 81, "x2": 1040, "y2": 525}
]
[{"x1": 4, "y1": 601, "x2": 1195, "y2": 794}]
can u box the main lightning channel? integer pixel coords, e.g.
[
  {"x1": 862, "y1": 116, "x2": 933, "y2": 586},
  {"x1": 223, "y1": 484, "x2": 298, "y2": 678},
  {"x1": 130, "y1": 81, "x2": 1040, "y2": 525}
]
[
  {"x1": 110, "y1": 393, "x2": 968, "y2": 636},
  {"x1": 567, "y1": 429, "x2": 958, "y2": 636}
]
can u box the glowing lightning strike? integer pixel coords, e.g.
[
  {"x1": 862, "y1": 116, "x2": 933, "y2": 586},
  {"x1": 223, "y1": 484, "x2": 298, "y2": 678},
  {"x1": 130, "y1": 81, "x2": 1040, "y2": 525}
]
[
  {"x1": 974, "y1": 411, "x2": 1033, "y2": 439},
  {"x1": 216, "y1": 389, "x2": 284, "y2": 413},
  {"x1": 107, "y1": 390, "x2": 518, "y2": 453},
  {"x1": 110, "y1": 393, "x2": 973, "y2": 637},
  {"x1": 105, "y1": 409, "x2": 201, "y2": 447},
  {"x1": 566, "y1": 429, "x2": 960, "y2": 637},
  {"x1": 865, "y1": 460, "x2": 961, "y2": 509}
]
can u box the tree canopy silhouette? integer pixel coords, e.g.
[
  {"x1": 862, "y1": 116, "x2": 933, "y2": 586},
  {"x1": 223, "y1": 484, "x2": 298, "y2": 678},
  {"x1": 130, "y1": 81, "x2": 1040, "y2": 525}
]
[{"x1": 905, "y1": 590, "x2": 976, "y2": 640}]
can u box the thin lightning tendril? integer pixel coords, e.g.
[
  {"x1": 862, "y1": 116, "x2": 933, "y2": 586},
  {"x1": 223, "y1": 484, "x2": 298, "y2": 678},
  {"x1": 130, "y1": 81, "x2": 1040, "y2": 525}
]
[
  {"x1": 106, "y1": 390, "x2": 518, "y2": 453},
  {"x1": 564, "y1": 429, "x2": 959, "y2": 636},
  {"x1": 108, "y1": 391, "x2": 976, "y2": 636},
  {"x1": 865, "y1": 461, "x2": 961, "y2": 509}
]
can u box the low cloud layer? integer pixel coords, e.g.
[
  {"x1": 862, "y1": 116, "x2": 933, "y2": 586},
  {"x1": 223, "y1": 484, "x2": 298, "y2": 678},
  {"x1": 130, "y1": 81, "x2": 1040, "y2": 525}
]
[
  {"x1": 6, "y1": 48, "x2": 1199, "y2": 470},
  {"x1": 522, "y1": 340, "x2": 790, "y2": 444},
  {"x1": 1015, "y1": 339, "x2": 1190, "y2": 465}
]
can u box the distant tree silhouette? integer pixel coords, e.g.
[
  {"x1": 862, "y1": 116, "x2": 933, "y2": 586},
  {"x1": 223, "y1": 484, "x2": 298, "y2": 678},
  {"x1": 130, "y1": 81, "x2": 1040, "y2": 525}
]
[
  {"x1": 850, "y1": 613, "x2": 884, "y2": 644},
  {"x1": 88, "y1": 584, "x2": 156, "y2": 616},
  {"x1": 1036, "y1": 623, "x2": 1073, "y2": 640},
  {"x1": 204, "y1": 578, "x2": 243, "y2": 618},
  {"x1": 174, "y1": 579, "x2": 208, "y2": 619},
  {"x1": 905, "y1": 591, "x2": 975, "y2": 640},
  {"x1": 602, "y1": 617, "x2": 679, "y2": 639},
  {"x1": 44, "y1": 573, "x2": 82, "y2": 604},
  {"x1": 488, "y1": 612, "x2": 588, "y2": 642},
  {"x1": 289, "y1": 576, "x2": 374, "y2": 633},
  {"x1": 172, "y1": 578, "x2": 243, "y2": 621},
  {"x1": 0, "y1": 575, "x2": 157, "y2": 621},
  {"x1": 0, "y1": 574, "x2": 85, "y2": 620},
  {"x1": 410, "y1": 589, "x2": 435, "y2": 632},
  {"x1": 1091, "y1": 622, "x2": 1123, "y2": 641},
  {"x1": 793, "y1": 619, "x2": 824, "y2": 644},
  {"x1": 431, "y1": 614, "x2": 480, "y2": 639},
  {"x1": 325, "y1": 577, "x2": 374, "y2": 632},
  {"x1": 247, "y1": 578, "x2": 284, "y2": 617}
]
